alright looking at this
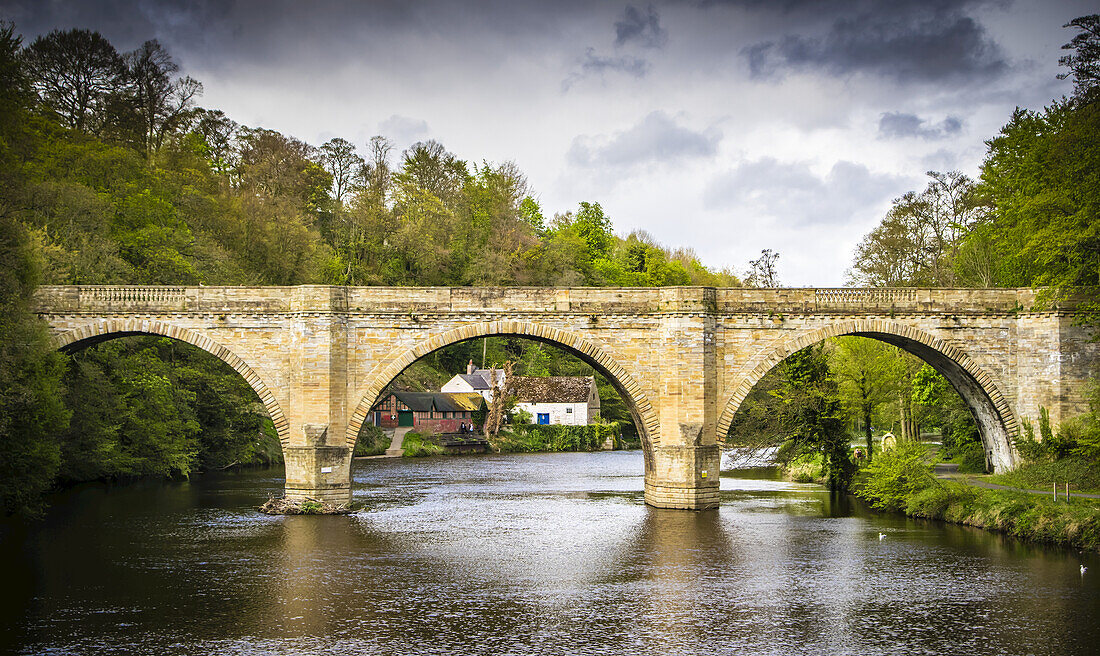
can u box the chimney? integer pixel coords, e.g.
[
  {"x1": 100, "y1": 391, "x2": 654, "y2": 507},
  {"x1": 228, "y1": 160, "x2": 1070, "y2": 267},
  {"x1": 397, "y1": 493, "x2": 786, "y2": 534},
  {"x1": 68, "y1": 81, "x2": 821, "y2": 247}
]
[{"x1": 467, "y1": 359, "x2": 475, "y2": 375}]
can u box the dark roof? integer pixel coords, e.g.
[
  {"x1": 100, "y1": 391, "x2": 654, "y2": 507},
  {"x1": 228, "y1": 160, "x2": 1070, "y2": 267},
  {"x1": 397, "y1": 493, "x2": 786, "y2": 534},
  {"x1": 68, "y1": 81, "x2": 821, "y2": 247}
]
[
  {"x1": 385, "y1": 390, "x2": 485, "y2": 413},
  {"x1": 507, "y1": 376, "x2": 596, "y2": 404}
]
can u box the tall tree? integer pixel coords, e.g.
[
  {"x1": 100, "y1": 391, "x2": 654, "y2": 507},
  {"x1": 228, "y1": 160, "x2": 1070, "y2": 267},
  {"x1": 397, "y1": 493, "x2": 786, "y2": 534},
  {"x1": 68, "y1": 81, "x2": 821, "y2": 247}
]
[
  {"x1": 1058, "y1": 14, "x2": 1100, "y2": 99},
  {"x1": 849, "y1": 171, "x2": 984, "y2": 287},
  {"x1": 772, "y1": 344, "x2": 851, "y2": 489},
  {"x1": 830, "y1": 337, "x2": 900, "y2": 462},
  {"x1": 966, "y1": 98, "x2": 1100, "y2": 321},
  {"x1": 23, "y1": 28, "x2": 124, "y2": 134},
  {"x1": 124, "y1": 40, "x2": 202, "y2": 158},
  {"x1": 319, "y1": 137, "x2": 363, "y2": 206}
]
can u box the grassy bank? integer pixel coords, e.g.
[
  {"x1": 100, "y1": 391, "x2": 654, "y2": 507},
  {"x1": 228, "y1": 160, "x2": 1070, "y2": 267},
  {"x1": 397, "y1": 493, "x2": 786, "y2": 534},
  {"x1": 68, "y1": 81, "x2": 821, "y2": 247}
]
[
  {"x1": 401, "y1": 432, "x2": 444, "y2": 457},
  {"x1": 857, "y1": 441, "x2": 1100, "y2": 551}
]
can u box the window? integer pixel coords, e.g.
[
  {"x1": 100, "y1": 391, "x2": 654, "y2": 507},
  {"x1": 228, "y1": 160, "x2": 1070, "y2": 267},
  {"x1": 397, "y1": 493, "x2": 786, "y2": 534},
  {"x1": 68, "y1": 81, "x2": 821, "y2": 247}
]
[
  {"x1": 537, "y1": 413, "x2": 550, "y2": 425},
  {"x1": 566, "y1": 407, "x2": 573, "y2": 413}
]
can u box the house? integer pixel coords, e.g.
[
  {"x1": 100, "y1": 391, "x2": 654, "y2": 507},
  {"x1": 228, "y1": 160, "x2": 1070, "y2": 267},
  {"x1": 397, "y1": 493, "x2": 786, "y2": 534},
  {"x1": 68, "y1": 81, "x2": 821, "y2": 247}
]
[
  {"x1": 441, "y1": 360, "x2": 506, "y2": 402},
  {"x1": 369, "y1": 390, "x2": 485, "y2": 432},
  {"x1": 508, "y1": 376, "x2": 600, "y2": 426}
]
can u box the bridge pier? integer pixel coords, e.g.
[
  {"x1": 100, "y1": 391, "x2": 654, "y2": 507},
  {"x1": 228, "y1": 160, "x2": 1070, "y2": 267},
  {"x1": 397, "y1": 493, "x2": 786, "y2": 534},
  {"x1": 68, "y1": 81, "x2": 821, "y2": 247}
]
[
  {"x1": 645, "y1": 444, "x2": 721, "y2": 510},
  {"x1": 283, "y1": 445, "x2": 353, "y2": 505}
]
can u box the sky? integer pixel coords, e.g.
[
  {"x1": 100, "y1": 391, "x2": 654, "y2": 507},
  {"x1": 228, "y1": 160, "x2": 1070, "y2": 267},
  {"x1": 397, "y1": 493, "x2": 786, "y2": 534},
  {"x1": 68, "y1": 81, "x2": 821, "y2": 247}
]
[{"x1": 2, "y1": 0, "x2": 1093, "y2": 286}]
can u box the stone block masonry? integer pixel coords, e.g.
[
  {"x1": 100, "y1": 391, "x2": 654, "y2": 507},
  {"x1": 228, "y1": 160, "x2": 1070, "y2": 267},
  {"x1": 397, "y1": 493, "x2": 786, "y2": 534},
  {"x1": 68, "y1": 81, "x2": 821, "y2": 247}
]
[{"x1": 33, "y1": 285, "x2": 1099, "y2": 510}]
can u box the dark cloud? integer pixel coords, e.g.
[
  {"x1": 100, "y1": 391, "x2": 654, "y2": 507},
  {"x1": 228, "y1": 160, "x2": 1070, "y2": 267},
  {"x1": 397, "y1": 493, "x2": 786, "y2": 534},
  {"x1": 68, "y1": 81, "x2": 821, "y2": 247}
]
[
  {"x1": 615, "y1": 4, "x2": 668, "y2": 48},
  {"x1": 736, "y1": 1, "x2": 1009, "y2": 83},
  {"x1": 703, "y1": 158, "x2": 904, "y2": 226},
  {"x1": 563, "y1": 47, "x2": 651, "y2": 90},
  {"x1": 878, "y1": 112, "x2": 963, "y2": 139},
  {"x1": 568, "y1": 111, "x2": 719, "y2": 168}
]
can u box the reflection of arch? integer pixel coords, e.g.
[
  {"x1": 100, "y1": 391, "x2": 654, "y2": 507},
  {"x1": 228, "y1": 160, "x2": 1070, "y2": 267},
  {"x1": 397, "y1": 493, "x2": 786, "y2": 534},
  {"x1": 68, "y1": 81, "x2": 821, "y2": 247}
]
[
  {"x1": 346, "y1": 321, "x2": 660, "y2": 449},
  {"x1": 718, "y1": 319, "x2": 1018, "y2": 472},
  {"x1": 54, "y1": 319, "x2": 290, "y2": 446}
]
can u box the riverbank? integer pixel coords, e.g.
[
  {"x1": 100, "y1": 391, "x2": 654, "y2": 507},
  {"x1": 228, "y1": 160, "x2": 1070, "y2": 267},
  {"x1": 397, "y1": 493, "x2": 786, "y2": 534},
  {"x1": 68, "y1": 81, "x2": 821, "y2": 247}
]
[{"x1": 856, "y1": 442, "x2": 1100, "y2": 551}]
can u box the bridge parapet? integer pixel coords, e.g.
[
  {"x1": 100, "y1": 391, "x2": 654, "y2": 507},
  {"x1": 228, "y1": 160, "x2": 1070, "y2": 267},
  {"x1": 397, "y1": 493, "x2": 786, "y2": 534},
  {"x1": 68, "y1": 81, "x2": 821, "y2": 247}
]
[
  {"x1": 35, "y1": 285, "x2": 1071, "y2": 318},
  {"x1": 715, "y1": 287, "x2": 1046, "y2": 314}
]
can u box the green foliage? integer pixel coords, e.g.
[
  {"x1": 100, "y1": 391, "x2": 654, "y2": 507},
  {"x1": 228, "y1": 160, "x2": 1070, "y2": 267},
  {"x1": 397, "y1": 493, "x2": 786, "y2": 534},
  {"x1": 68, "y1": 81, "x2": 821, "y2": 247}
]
[
  {"x1": 771, "y1": 345, "x2": 853, "y2": 490},
  {"x1": 494, "y1": 423, "x2": 618, "y2": 453},
  {"x1": 400, "y1": 431, "x2": 444, "y2": 458},
  {"x1": 0, "y1": 214, "x2": 70, "y2": 515},
  {"x1": 953, "y1": 441, "x2": 988, "y2": 474},
  {"x1": 911, "y1": 363, "x2": 981, "y2": 460},
  {"x1": 353, "y1": 425, "x2": 389, "y2": 457},
  {"x1": 992, "y1": 456, "x2": 1100, "y2": 494},
  {"x1": 855, "y1": 440, "x2": 936, "y2": 511},
  {"x1": 962, "y1": 97, "x2": 1100, "y2": 322}
]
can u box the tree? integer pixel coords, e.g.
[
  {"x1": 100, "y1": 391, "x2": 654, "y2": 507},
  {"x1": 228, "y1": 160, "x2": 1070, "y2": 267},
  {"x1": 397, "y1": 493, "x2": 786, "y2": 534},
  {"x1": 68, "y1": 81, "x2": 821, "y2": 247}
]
[
  {"x1": 573, "y1": 201, "x2": 613, "y2": 259},
  {"x1": 192, "y1": 109, "x2": 239, "y2": 180},
  {"x1": 745, "y1": 248, "x2": 779, "y2": 287},
  {"x1": 771, "y1": 344, "x2": 852, "y2": 489},
  {"x1": 849, "y1": 171, "x2": 984, "y2": 287},
  {"x1": 0, "y1": 213, "x2": 70, "y2": 515},
  {"x1": 123, "y1": 40, "x2": 202, "y2": 158},
  {"x1": 361, "y1": 135, "x2": 394, "y2": 204},
  {"x1": 23, "y1": 28, "x2": 125, "y2": 134},
  {"x1": 1058, "y1": 14, "x2": 1100, "y2": 98},
  {"x1": 319, "y1": 137, "x2": 363, "y2": 206},
  {"x1": 830, "y1": 337, "x2": 900, "y2": 461},
  {"x1": 398, "y1": 140, "x2": 468, "y2": 207},
  {"x1": 967, "y1": 98, "x2": 1100, "y2": 322}
]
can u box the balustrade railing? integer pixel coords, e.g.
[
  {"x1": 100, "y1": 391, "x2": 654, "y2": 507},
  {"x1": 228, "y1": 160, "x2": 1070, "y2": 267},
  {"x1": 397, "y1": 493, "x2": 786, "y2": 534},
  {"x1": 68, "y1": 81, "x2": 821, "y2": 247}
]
[
  {"x1": 79, "y1": 286, "x2": 186, "y2": 305},
  {"x1": 814, "y1": 288, "x2": 918, "y2": 305}
]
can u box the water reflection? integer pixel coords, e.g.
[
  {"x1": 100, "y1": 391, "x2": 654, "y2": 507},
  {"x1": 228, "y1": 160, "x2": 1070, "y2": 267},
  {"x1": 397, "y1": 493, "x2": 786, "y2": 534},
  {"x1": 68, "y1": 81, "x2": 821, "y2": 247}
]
[{"x1": 0, "y1": 451, "x2": 1098, "y2": 655}]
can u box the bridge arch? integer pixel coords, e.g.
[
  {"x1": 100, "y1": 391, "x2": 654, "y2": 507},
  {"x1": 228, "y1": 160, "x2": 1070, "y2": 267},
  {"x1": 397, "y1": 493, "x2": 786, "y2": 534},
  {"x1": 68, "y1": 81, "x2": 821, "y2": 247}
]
[
  {"x1": 718, "y1": 319, "x2": 1018, "y2": 472},
  {"x1": 53, "y1": 319, "x2": 291, "y2": 447},
  {"x1": 347, "y1": 321, "x2": 661, "y2": 452}
]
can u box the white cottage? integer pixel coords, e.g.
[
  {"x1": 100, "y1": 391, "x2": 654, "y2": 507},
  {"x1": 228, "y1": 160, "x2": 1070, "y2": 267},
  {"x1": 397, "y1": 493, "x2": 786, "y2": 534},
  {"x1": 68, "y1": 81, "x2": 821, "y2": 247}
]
[
  {"x1": 508, "y1": 376, "x2": 600, "y2": 426},
  {"x1": 441, "y1": 360, "x2": 505, "y2": 402}
]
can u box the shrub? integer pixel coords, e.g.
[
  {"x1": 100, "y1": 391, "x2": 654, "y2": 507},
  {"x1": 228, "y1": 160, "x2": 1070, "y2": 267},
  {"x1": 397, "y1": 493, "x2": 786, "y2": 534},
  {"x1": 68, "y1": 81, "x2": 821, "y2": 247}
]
[
  {"x1": 855, "y1": 440, "x2": 936, "y2": 511},
  {"x1": 401, "y1": 432, "x2": 443, "y2": 458},
  {"x1": 954, "y1": 441, "x2": 987, "y2": 473},
  {"x1": 493, "y1": 423, "x2": 618, "y2": 453},
  {"x1": 353, "y1": 425, "x2": 389, "y2": 457}
]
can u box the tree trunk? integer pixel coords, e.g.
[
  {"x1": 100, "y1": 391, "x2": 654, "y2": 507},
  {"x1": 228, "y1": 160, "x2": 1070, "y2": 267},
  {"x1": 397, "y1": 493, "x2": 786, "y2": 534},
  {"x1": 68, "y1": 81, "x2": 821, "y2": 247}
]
[{"x1": 863, "y1": 404, "x2": 874, "y2": 462}]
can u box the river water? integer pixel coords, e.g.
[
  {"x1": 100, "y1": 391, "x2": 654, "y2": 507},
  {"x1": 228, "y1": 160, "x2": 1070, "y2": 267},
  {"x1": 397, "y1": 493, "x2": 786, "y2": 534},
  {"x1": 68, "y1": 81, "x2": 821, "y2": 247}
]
[{"x1": 2, "y1": 450, "x2": 1098, "y2": 655}]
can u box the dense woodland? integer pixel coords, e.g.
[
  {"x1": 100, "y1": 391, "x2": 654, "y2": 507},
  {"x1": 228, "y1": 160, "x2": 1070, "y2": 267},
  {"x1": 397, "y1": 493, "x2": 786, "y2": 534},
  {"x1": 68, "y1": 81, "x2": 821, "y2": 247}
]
[{"x1": 1, "y1": 16, "x2": 1098, "y2": 513}]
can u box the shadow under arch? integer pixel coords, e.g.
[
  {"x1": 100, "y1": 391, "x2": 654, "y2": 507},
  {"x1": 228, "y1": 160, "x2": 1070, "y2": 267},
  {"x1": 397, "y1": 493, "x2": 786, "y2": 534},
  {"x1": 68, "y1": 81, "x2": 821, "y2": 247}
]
[
  {"x1": 347, "y1": 320, "x2": 661, "y2": 452},
  {"x1": 53, "y1": 319, "x2": 291, "y2": 447},
  {"x1": 717, "y1": 319, "x2": 1018, "y2": 472}
]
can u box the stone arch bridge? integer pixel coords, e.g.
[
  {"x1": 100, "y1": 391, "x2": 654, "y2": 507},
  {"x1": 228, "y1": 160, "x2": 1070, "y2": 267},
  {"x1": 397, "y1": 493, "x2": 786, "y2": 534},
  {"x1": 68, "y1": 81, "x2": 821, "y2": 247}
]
[{"x1": 33, "y1": 285, "x2": 1097, "y2": 510}]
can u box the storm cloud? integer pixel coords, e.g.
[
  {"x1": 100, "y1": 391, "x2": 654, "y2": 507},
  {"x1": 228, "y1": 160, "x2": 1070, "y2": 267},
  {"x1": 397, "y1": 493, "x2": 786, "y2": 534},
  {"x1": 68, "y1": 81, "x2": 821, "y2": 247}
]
[
  {"x1": 615, "y1": 4, "x2": 669, "y2": 48},
  {"x1": 878, "y1": 112, "x2": 963, "y2": 139},
  {"x1": 740, "y1": 1, "x2": 1009, "y2": 83}
]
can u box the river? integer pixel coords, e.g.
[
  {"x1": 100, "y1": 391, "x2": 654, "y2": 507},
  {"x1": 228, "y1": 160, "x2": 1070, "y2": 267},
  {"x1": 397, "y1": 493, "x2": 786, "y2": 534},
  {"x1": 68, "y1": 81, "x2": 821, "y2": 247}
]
[{"x1": 1, "y1": 450, "x2": 1098, "y2": 655}]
